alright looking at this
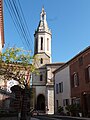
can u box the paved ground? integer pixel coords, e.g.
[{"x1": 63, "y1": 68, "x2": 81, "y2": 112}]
[
  {"x1": 0, "y1": 117, "x2": 39, "y2": 120},
  {"x1": 31, "y1": 118, "x2": 39, "y2": 120},
  {"x1": 34, "y1": 115, "x2": 90, "y2": 120},
  {"x1": 0, "y1": 115, "x2": 90, "y2": 120}
]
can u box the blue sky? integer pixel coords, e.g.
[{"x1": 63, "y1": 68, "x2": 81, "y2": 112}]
[{"x1": 3, "y1": 0, "x2": 90, "y2": 62}]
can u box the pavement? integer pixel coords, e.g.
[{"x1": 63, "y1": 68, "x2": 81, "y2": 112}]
[
  {"x1": 51, "y1": 115, "x2": 90, "y2": 120},
  {"x1": 0, "y1": 115, "x2": 90, "y2": 120},
  {"x1": 0, "y1": 117, "x2": 39, "y2": 120},
  {"x1": 31, "y1": 115, "x2": 90, "y2": 120},
  {"x1": 31, "y1": 118, "x2": 39, "y2": 120}
]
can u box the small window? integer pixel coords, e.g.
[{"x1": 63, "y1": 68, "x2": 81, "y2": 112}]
[
  {"x1": 74, "y1": 73, "x2": 78, "y2": 87},
  {"x1": 71, "y1": 72, "x2": 79, "y2": 88},
  {"x1": 59, "y1": 82, "x2": 63, "y2": 93},
  {"x1": 72, "y1": 98, "x2": 80, "y2": 106},
  {"x1": 40, "y1": 74, "x2": 43, "y2": 81},
  {"x1": 56, "y1": 100, "x2": 59, "y2": 111},
  {"x1": 78, "y1": 56, "x2": 83, "y2": 66},
  {"x1": 41, "y1": 58, "x2": 43, "y2": 64},
  {"x1": 63, "y1": 99, "x2": 69, "y2": 106}
]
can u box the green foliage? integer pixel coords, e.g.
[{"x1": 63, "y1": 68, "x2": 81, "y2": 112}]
[
  {"x1": 65, "y1": 104, "x2": 81, "y2": 115},
  {"x1": 0, "y1": 46, "x2": 37, "y2": 87},
  {"x1": 58, "y1": 106, "x2": 64, "y2": 113},
  {"x1": 0, "y1": 47, "x2": 34, "y2": 65}
]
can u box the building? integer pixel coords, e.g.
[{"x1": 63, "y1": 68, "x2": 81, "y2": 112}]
[
  {"x1": 54, "y1": 46, "x2": 90, "y2": 116},
  {"x1": 32, "y1": 7, "x2": 64, "y2": 114},
  {"x1": 70, "y1": 46, "x2": 90, "y2": 117},
  {"x1": 53, "y1": 64, "x2": 71, "y2": 114},
  {"x1": 0, "y1": 61, "x2": 32, "y2": 112},
  {"x1": 0, "y1": 0, "x2": 4, "y2": 52}
]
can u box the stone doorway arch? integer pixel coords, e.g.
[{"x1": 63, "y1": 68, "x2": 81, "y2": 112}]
[{"x1": 37, "y1": 94, "x2": 45, "y2": 111}]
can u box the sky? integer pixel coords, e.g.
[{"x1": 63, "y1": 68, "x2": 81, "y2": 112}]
[{"x1": 3, "y1": 0, "x2": 90, "y2": 63}]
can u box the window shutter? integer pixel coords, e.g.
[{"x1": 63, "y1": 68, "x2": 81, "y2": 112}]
[
  {"x1": 71, "y1": 75, "x2": 74, "y2": 88},
  {"x1": 77, "y1": 73, "x2": 79, "y2": 86},
  {"x1": 56, "y1": 84, "x2": 58, "y2": 94},
  {"x1": 85, "y1": 68, "x2": 89, "y2": 83},
  {"x1": 61, "y1": 82, "x2": 63, "y2": 92}
]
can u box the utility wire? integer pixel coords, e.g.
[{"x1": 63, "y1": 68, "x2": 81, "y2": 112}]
[
  {"x1": 18, "y1": 0, "x2": 33, "y2": 46},
  {"x1": 5, "y1": 0, "x2": 39, "y2": 68},
  {"x1": 14, "y1": 0, "x2": 39, "y2": 68},
  {"x1": 11, "y1": 0, "x2": 30, "y2": 49},
  {"x1": 13, "y1": 0, "x2": 39, "y2": 67},
  {"x1": 4, "y1": 0, "x2": 26, "y2": 49},
  {"x1": 5, "y1": 0, "x2": 32, "y2": 51}
]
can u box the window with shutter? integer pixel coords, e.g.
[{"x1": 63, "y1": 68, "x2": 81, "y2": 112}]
[
  {"x1": 74, "y1": 73, "x2": 79, "y2": 87},
  {"x1": 56, "y1": 84, "x2": 58, "y2": 94},
  {"x1": 56, "y1": 100, "x2": 59, "y2": 111},
  {"x1": 71, "y1": 73, "x2": 79, "y2": 88},
  {"x1": 71, "y1": 74, "x2": 74, "y2": 88},
  {"x1": 85, "y1": 66, "x2": 90, "y2": 83},
  {"x1": 59, "y1": 82, "x2": 63, "y2": 93}
]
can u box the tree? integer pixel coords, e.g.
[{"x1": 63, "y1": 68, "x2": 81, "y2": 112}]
[{"x1": 0, "y1": 47, "x2": 37, "y2": 120}]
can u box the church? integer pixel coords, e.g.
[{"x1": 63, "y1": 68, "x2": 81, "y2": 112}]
[{"x1": 32, "y1": 7, "x2": 64, "y2": 114}]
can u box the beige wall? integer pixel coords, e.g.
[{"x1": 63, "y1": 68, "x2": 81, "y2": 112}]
[{"x1": 54, "y1": 66, "x2": 71, "y2": 113}]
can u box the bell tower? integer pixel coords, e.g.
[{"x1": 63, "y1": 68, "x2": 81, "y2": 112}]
[
  {"x1": 34, "y1": 7, "x2": 52, "y2": 68},
  {"x1": 32, "y1": 7, "x2": 57, "y2": 115}
]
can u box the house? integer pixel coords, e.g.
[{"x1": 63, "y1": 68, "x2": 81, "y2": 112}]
[
  {"x1": 53, "y1": 62, "x2": 71, "y2": 114},
  {"x1": 70, "y1": 46, "x2": 90, "y2": 117},
  {"x1": 54, "y1": 46, "x2": 90, "y2": 116}
]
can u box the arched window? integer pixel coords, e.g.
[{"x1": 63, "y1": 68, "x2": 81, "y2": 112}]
[
  {"x1": 41, "y1": 37, "x2": 43, "y2": 50},
  {"x1": 41, "y1": 58, "x2": 43, "y2": 64}
]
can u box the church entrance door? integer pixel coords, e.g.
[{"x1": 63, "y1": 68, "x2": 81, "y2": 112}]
[{"x1": 37, "y1": 94, "x2": 45, "y2": 111}]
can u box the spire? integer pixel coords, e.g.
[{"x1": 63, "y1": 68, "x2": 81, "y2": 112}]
[
  {"x1": 36, "y1": 7, "x2": 51, "y2": 34},
  {"x1": 40, "y1": 6, "x2": 46, "y2": 21},
  {"x1": 42, "y1": 6, "x2": 45, "y2": 13}
]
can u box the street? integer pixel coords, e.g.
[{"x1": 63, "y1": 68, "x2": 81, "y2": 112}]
[
  {"x1": 0, "y1": 115, "x2": 89, "y2": 120},
  {"x1": 33, "y1": 115, "x2": 88, "y2": 120}
]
